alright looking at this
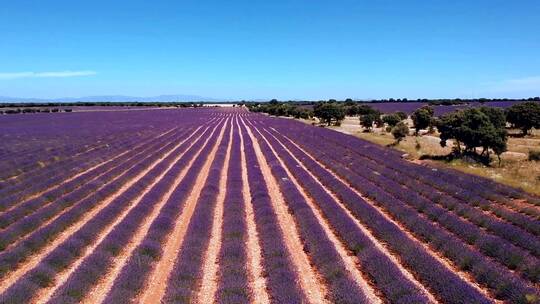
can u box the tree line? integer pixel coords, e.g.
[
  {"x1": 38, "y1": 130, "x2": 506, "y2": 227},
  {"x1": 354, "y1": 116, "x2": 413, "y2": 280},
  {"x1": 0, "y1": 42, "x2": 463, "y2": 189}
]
[
  {"x1": 0, "y1": 108, "x2": 73, "y2": 114},
  {"x1": 248, "y1": 100, "x2": 540, "y2": 165},
  {"x1": 0, "y1": 102, "x2": 210, "y2": 115},
  {"x1": 0, "y1": 102, "x2": 214, "y2": 109}
]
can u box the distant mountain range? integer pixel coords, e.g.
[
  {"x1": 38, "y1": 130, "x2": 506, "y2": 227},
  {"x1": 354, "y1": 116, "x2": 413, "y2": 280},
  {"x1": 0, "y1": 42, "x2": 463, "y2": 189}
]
[{"x1": 0, "y1": 94, "x2": 227, "y2": 103}]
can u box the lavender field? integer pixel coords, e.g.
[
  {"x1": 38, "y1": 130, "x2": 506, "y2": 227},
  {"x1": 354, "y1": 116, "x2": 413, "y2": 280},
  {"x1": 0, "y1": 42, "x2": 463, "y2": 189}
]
[{"x1": 0, "y1": 107, "x2": 538, "y2": 304}]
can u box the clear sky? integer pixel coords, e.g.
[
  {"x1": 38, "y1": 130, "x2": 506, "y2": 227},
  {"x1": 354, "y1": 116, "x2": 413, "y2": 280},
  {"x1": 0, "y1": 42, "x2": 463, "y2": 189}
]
[{"x1": 1, "y1": 0, "x2": 539, "y2": 100}]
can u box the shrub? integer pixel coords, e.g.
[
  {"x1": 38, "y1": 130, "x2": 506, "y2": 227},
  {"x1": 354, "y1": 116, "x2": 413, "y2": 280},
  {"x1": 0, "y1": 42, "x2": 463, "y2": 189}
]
[
  {"x1": 411, "y1": 106, "x2": 434, "y2": 135},
  {"x1": 438, "y1": 107, "x2": 507, "y2": 163},
  {"x1": 360, "y1": 111, "x2": 382, "y2": 131},
  {"x1": 356, "y1": 104, "x2": 376, "y2": 115},
  {"x1": 391, "y1": 122, "x2": 409, "y2": 143},
  {"x1": 382, "y1": 113, "x2": 402, "y2": 127},
  {"x1": 313, "y1": 102, "x2": 346, "y2": 126},
  {"x1": 395, "y1": 111, "x2": 408, "y2": 120},
  {"x1": 506, "y1": 101, "x2": 540, "y2": 135}
]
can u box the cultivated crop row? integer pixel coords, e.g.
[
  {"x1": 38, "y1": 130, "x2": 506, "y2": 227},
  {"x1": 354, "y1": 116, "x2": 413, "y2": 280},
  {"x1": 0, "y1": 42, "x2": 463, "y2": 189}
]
[
  {"x1": 262, "y1": 119, "x2": 540, "y2": 279},
  {"x1": 0, "y1": 126, "x2": 199, "y2": 256},
  {"x1": 0, "y1": 122, "x2": 217, "y2": 302},
  {"x1": 255, "y1": 116, "x2": 538, "y2": 303},
  {"x1": 46, "y1": 122, "x2": 223, "y2": 303},
  {"x1": 0, "y1": 109, "x2": 538, "y2": 304},
  {"x1": 0, "y1": 126, "x2": 184, "y2": 231},
  {"x1": 102, "y1": 119, "x2": 226, "y2": 303}
]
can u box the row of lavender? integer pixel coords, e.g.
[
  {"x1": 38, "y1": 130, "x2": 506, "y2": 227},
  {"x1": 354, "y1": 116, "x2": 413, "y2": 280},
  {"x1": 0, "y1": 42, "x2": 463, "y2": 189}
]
[
  {"x1": 290, "y1": 124, "x2": 540, "y2": 271},
  {"x1": 244, "y1": 119, "x2": 489, "y2": 303},
  {"x1": 251, "y1": 114, "x2": 539, "y2": 303},
  {"x1": 0, "y1": 110, "x2": 165, "y2": 183},
  {"x1": 250, "y1": 123, "x2": 433, "y2": 303},
  {"x1": 0, "y1": 110, "x2": 222, "y2": 214},
  {"x1": 307, "y1": 123, "x2": 540, "y2": 247},
  {"x1": 0, "y1": 127, "x2": 193, "y2": 252},
  {"x1": 1, "y1": 108, "x2": 537, "y2": 304},
  {"x1": 0, "y1": 125, "x2": 195, "y2": 301},
  {"x1": 214, "y1": 121, "x2": 250, "y2": 303},
  {"x1": 0, "y1": 118, "x2": 224, "y2": 303},
  {"x1": 0, "y1": 128, "x2": 177, "y2": 217},
  {"x1": 246, "y1": 122, "x2": 378, "y2": 303},
  {"x1": 0, "y1": 108, "x2": 220, "y2": 186},
  {"x1": 0, "y1": 117, "x2": 218, "y2": 249},
  {"x1": 162, "y1": 121, "x2": 232, "y2": 302},
  {"x1": 0, "y1": 109, "x2": 201, "y2": 205},
  {"x1": 102, "y1": 120, "x2": 226, "y2": 303},
  {"x1": 49, "y1": 121, "x2": 223, "y2": 303}
]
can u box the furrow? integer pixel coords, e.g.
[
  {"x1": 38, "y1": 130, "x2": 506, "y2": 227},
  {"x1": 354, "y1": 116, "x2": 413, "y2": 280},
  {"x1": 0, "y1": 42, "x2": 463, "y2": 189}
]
[
  {"x1": 98, "y1": 119, "x2": 226, "y2": 304},
  {"x1": 0, "y1": 127, "x2": 177, "y2": 215},
  {"x1": 267, "y1": 124, "x2": 498, "y2": 304},
  {"x1": 197, "y1": 120, "x2": 234, "y2": 303},
  {"x1": 240, "y1": 117, "x2": 328, "y2": 304},
  {"x1": 260, "y1": 125, "x2": 440, "y2": 303},
  {"x1": 0, "y1": 127, "x2": 188, "y2": 250},
  {"x1": 236, "y1": 116, "x2": 270, "y2": 304},
  {"x1": 0, "y1": 124, "x2": 206, "y2": 300},
  {"x1": 249, "y1": 121, "x2": 384, "y2": 303},
  {"x1": 238, "y1": 117, "x2": 306, "y2": 303},
  {"x1": 40, "y1": 122, "x2": 219, "y2": 304},
  {"x1": 136, "y1": 117, "x2": 229, "y2": 304}
]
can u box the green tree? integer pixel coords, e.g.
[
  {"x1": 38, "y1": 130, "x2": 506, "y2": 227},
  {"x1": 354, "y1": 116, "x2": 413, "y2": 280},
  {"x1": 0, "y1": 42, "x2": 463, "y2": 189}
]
[
  {"x1": 313, "y1": 102, "x2": 346, "y2": 126},
  {"x1": 382, "y1": 113, "x2": 402, "y2": 127},
  {"x1": 506, "y1": 102, "x2": 540, "y2": 135},
  {"x1": 291, "y1": 108, "x2": 313, "y2": 119},
  {"x1": 344, "y1": 98, "x2": 355, "y2": 106},
  {"x1": 437, "y1": 111, "x2": 464, "y2": 152},
  {"x1": 360, "y1": 110, "x2": 382, "y2": 131},
  {"x1": 438, "y1": 108, "x2": 507, "y2": 164},
  {"x1": 478, "y1": 106, "x2": 506, "y2": 129},
  {"x1": 345, "y1": 105, "x2": 359, "y2": 116},
  {"x1": 395, "y1": 111, "x2": 408, "y2": 120},
  {"x1": 357, "y1": 104, "x2": 376, "y2": 115},
  {"x1": 411, "y1": 106, "x2": 434, "y2": 135},
  {"x1": 392, "y1": 121, "x2": 409, "y2": 143}
]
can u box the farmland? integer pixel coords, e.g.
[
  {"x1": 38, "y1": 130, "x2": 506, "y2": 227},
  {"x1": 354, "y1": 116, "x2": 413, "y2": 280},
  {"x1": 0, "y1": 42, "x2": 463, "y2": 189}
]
[
  {"x1": 0, "y1": 108, "x2": 539, "y2": 304},
  {"x1": 295, "y1": 100, "x2": 540, "y2": 116}
]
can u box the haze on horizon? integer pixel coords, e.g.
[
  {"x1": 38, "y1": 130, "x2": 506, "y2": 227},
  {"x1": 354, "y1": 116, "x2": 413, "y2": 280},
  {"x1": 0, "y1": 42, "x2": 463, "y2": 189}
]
[{"x1": 1, "y1": 0, "x2": 539, "y2": 101}]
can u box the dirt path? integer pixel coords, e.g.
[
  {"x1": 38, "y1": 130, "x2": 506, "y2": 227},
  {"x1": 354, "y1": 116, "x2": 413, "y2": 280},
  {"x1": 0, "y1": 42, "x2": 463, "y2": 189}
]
[
  {"x1": 0, "y1": 126, "x2": 204, "y2": 295},
  {"x1": 251, "y1": 124, "x2": 384, "y2": 304},
  {"x1": 263, "y1": 126, "x2": 439, "y2": 303},
  {"x1": 236, "y1": 117, "x2": 270, "y2": 304},
  {"x1": 197, "y1": 121, "x2": 234, "y2": 303},
  {"x1": 34, "y1": 123, "x2": 219, "y2": 304},
  {"x1": 274, "y1": 129, "x2": 494, "y2": 301},
  {"x1": 240, "y1": 117, "x2": 328, "y2": 304},
  {"x1": 138, "y1": 118, "x2": 229, "y2": 304}
]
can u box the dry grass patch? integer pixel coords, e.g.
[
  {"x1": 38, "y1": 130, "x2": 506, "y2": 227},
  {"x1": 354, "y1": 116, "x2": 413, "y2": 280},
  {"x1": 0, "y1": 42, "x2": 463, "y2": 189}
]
[{"x1": 325, "y1": 116, "x2": 540, "y2": 196}]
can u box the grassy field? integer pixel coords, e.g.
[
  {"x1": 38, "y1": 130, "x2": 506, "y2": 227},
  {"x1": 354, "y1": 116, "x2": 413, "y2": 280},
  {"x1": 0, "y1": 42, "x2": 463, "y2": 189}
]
[{"x1": 329, "y1": 116, "x2": 540, "y2": 196}]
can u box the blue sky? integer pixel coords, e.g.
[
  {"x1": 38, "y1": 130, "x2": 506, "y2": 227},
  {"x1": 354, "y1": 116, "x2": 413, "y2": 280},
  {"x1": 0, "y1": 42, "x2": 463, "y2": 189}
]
[{"x1": 1, "y1": 0, "x2": 539, "y2": 100}]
